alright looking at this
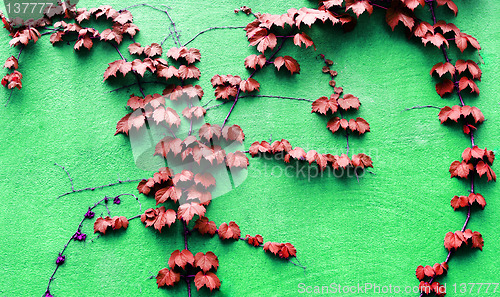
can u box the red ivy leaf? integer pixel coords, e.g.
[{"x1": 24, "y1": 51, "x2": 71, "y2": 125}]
[
  {"x1": 312, "y1": 96, "x2": 338, "y2": 115},
  {"x1": 458, "y1": 77, "x2": 479, "y2": 94},
  {"x1": 455, "y1": 32, "x2": 481, "y2": 52},
  {"x1": 194, "y1": 217, "x2": 217, "y2": 236},
  {"x1": 239, "y1": 78, "x2": 260, "y2": 92},
  {"x1": 178, "y1": 65, "x2": 201, "y2": 80},
  {"x1": 444, "y1": 231, "x2": 464, "y2": 251},
  {"x1": 94, "y1": 216, "x2": 113, "y2": 234},
  {"x1": 194, "y1": 271, "x2": 221, "y2": 291},
  {"x1": 351, "y1": 153, "x2": 373, "y2": 168},
  {"x1": 468, "y1": 193, "x2": 486, "y2": 209},
  {"x1": 128, "y1": 42, "x2": 143, "y2": 55},
  {"x1": 476, "y1": 161, "x2": 496, "y2": 182},
  {"x1": 455, "y1": 60, "x2": 482, "y2": 80},
  {"x1": 144, "y1": 43, "x2": 163, "y2": 57},
  {"x1": 218, "y1": 221, "x2": 241, "y2": 240},
  {"x1": 199, "y1": 123, "x2": 222, "y2": 142},
  {"x1": 430, "y1": 62, "x2": 455, "y2": 77},
  {"x1": 248, "y1": 28, "x2": 277, "y2": 53},
  {"x1": 194, "y1": 252, "x2": 219, "y2": 273},
  {"x1": 438, "y1": 105, "x2": 461, "y2": 123},
  {"x1": 402, "y1": 0, "x2": 425, "y2": 11},
  {"x1": 111, "y1": 216, "x2": 129, "y2": 230},
  {"x1": 424, "y1": 265, "x2": 435, "y2": 278},
  {"x1": 222, "y1": 125, "x2": 245, "y2": 143},
  {"x1": 245, "y1": 234, "x2": 264, "y2": 247},
  {"x1": 435, "y1": 79, "x2": 454, "y2": 97},
  {"x1": 293, "y1": 32, "x2": 315, "y2": 49},
  {"x1": 3, "y1": 56, "x2": 18, "y2": 69},
  {"x1": 345, "y1": 0, "x2": 373, "y2": 17},
  {"x1": 168, "y1": 249, "x2": 194, "y2": 270},
  {"x1": 226, "y1": 151, "x2": 249, "y2": 168},
  {"x1": 182, "y1": 106, "x2": 206, "y2": 120},
  {"x1": 214, "y1": 85, "x2": 238, "y2": 100},
  {"x1": 421, "y1": 32, "x2": 449, "y2": 48},
  {"x1": 449, "y1": 160, "x2": 473, "y2": 179},
  {"x1": 386, "y1": 3, "x2": 415, "y2": 31},
  {"x1": 415, "y1": 265, "x2": 425, "y2": 280},
  {"x1": 177, "y1": 202, "x2": 206, "y2": 224},
  {"x1": 471, "y1": 231, "x2": 484, "y2": 250},
  {"x1": 413, "y1": 21, "x2": 433, "y2": 38},
  {"x1": 337, "y1": 94, "x2": 360, "y2": 110},
  {"x1": 274, "y1": 56, "x2": 300, "y2": 74},
  {"x1": 436, "y1": 0, "x2": 458, "y2": 16},
  {"x1": 194, "y1": 172, "x2": 216, "y2": 189},
  {"x1": 450, "y1": 195, "x2": 468, "y2": 210},
  {"x1": 244, "y1": 54, "x2": 266, "y2": 69},
  {"x1": 249, "y1": 141, "x2": 271, "y2": 157}
]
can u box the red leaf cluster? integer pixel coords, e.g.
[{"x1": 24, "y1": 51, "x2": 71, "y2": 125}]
[
  {"x1": 141, "y1": 206, "x2": 176, "y2": 232},
  {"x1": 249, "y1": 139, "x2": 372, "y2": 170},
  {"x1": 415, "y1": 262, "x2": 448, "y2": 280},
  {"x1": 211, "y1": 74, "x2": 248, "y2": 99},
  {"x1": 449, "y1": 146, "x2": 496, "y2": 181},
  {"x1": 245, "y1": 234, "x2": 264, "y2": 247},
  {"x1": 166, "y1": 47, "x2": 201, "y2": 64},
  {"x1": 137, "y1": 167, "x2": 174, "y2": 196},
  {"x1": 312, "y1": 93, "x2": 361, "y2": 115},
  {"x1": 48, "y1": 7, "x2": 138, "y2": 49},
  {"x1": 154, "y1": 135, "x2": 248, "y2": 169},
  {"x1": 413, "y1": 19, "x2": 480, "y2": 52},
  {"x1": 1, "y1": 70, "x2": 22, "y2": 89},
  {"x1": 430, "y1": 60, "x2": 481, "y2": 80},
  {"x1": 158, "y1": 249, "x2": 221, "y2": 291},
  {"x1": 263, "y1": 242, "x2": 297, "y2": 259},
  {"x1": 327, "y1": 117, "x2": 370, "y2": 134},
  {"x1": 444, "y1": 229, "x2": 484, "y2": 251},
  {"x1": 93, "y1": 216, "x2": 129, "y2": 234},
  {"x1": 9, "y1": 27, "x2": 40, "y2": 47},
  {"x1": 128, "y1": 42, "x2": 162, "y2": 57}
]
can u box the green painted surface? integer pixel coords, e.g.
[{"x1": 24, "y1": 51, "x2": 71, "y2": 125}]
[{"x1": 0, "y1": 1, "x2": 498, "y2": 296}]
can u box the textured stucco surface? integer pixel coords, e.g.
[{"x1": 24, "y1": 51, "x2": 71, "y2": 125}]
[{"x1": 0, "y1": 1, "x2": 498, "y2": 296}]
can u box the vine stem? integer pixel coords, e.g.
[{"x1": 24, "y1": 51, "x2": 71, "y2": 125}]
[
  {"x1": 419, "y1": 1, "x2": 477, "y2": 294},
  {"x1": 55, "y1": 163, "x2": 145, "y2": 198},
  {"x1": 239, "y1": 94, "x2": 314, "y2": 102},
  {"x1": 220, "y1": 36, "x2": 290, "y2": 129},
  {"x1": 404, "y1": 105, "x2": 441, "y2": 111},
  {"x1": 183, "y1": 26, "x2": 246, "y2": 47},
  {"x1": 182, "y1": 220, "x2": 191, "y2": 296},
  {"x1": 45, "y1": 194, "x2": 141, "y2": 296}
]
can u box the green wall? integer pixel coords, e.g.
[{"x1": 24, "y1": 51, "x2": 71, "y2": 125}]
[{"x1": 0, "y1": 1, "x2": 498, "y2": 296}]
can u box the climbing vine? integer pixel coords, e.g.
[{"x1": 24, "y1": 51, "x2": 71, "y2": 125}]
[{"x1": 1, "y1": 0, "x2": 494, "y2": 296}]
